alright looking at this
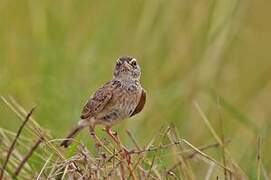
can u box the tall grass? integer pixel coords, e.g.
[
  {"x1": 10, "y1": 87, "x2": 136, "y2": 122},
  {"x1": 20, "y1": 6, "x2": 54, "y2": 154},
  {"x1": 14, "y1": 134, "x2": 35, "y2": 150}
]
[{"x1": 1, "y1": 0, "x2": 271, "y2": 178}]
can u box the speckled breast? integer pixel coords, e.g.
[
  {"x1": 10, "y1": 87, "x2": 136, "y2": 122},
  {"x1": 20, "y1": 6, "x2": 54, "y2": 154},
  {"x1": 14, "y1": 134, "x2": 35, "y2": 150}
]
[{"x1": 97, "y1": 80, "x2": 141, "y2": 125}]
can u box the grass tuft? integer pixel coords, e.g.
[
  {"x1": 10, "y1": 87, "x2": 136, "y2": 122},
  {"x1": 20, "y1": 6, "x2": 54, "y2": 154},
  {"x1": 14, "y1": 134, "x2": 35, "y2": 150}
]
[{"x1": 0, "y1": 96, "x2": 259, "y2": 179}]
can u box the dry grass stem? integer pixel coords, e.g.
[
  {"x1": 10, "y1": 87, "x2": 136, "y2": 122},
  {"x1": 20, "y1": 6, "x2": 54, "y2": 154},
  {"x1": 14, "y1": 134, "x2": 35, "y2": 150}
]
[
  {"x1": 0, "y1": 106, "x2": 36, "y2": 180},
  {"x1": 0, "y1": 97, "x2": 250, "y2": 179}
]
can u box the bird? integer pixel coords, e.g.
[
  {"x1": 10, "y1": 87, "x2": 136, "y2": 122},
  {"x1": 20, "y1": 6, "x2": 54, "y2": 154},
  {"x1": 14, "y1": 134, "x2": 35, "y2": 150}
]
[{"x1": 60, "y1": 56, "x2": 146, "y2": 148}]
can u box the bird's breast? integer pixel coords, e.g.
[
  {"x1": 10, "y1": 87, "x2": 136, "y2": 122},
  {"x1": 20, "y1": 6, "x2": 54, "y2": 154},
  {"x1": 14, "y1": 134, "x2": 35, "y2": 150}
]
[
  {"x1": 97, "y1": 82, "x2": 141, "y2": 125},
  {"x1": 113, "y1": 85, "x2": 141, "y2": 117}
]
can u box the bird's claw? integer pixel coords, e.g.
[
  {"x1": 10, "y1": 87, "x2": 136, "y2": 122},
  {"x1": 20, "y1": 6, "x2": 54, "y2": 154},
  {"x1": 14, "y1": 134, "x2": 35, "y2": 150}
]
[{"x1": 119, "y1": 146, "x2": 132, "y2": 164}]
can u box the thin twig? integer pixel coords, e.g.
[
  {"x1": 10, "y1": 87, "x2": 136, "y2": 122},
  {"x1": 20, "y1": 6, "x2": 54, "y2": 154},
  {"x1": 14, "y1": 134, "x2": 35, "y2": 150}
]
[
  {"x1": 108, "y1": 161, "x2": 121, "y2": 177},
  {"x1": 2, "y1": 96, "x2": 67, "y2": 160},
  {"x1": 217, "y1": 97, "x2": 228, "y2": 180},
  {"x1": 1, "y1": 98, "x2": 82, "y2": 176},
  {"x1": 0, "y1": 106, "x2": 36, "y2": 180},
  {"x1": 126, "y1": 130, "x2": 141, "y2": 151},
  {"x1": 168, "y1": 126, "x2": 194, "y2": 180},
  {"x1": 166, "y1": 140, "x2": 231, "y2": 177},
  {"x1": 147, "y1": 155, "x2": 156, "y2": 178},
  {"x1": 104, "y1": 129, "x2": 137, "y2": 180},
  {"x1": 128, "y1": 141, "x2": 183, "y2": 154},
  {"x1": 0, "y1": 96, "x2": 38, "y2": 137},
  {"x1": 14, "y1": 137, "x2": 43, "y2": 177},
  {"x1": 194, "y1": 102, "x2": 223, "y2": 145},
  {"x1": 187, "y1": 139, "x2": 231, "y2": 159},
  {"x1": 181, "y1": 139, "x2": 233, "y2": 174},
  {"x1": 197, "y1": 98, "x2": 247, "y2": 177},
  {"x1": 128, "y1": 127, "x2": 171, "y2": 179},
  {"x1": 257, "y1": 136, "x2": 262, "y2": 180},
  {"x1": 205, "y1": 162, "x2": 215, "y2": 180},
  {"x1": 36, "y1": 154, "x2": 53, "y2": 179},
  {"x1": 61, "y1": 164, "x2": 69, "y2": 180}
]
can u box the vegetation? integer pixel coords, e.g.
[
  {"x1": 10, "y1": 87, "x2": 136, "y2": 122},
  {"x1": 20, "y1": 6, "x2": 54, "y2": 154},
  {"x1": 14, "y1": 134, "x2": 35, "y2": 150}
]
[
  {"x1": 0, "y1": 97, "x2": 250, "y2": 179},
  {"x1": 1, "y1": 0, "x2": 270, "y2": 179}
]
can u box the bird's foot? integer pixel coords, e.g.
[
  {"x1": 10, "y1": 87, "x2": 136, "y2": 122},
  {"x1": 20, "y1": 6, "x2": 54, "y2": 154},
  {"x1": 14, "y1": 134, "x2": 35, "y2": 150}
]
[
  {"x1": 103, "y1": 127, "x2": 121, "y2": 145},
  {"x1": 104, "y1": 127, "x2": 132, "y2": 164},
  {"x1": 120, "y1": 146, "x2": 132, "y2": 164}
]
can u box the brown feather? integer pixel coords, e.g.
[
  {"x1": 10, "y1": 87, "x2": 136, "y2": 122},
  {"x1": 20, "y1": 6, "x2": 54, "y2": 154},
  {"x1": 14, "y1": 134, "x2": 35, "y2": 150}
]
[
  {"x1": 130, "y1": 89, "x2": 146, "y2": 117},
  {"x1": 80, "y1": 82, "x2": 113, "y2": 120}
]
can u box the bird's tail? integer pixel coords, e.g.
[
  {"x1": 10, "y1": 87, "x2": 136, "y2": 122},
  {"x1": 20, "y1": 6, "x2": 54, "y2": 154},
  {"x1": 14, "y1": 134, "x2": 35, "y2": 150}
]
[{"x1": 60, "y1": 125, "x2": 85, "y2": 148}]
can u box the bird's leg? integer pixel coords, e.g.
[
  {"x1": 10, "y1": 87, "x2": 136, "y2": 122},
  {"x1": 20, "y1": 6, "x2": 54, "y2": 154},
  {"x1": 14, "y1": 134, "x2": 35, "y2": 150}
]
[
  {"x1": 104, "y1": 126, "x2": 131, "y2": 164},
  {"x1": 104, "y1": 126, "x2": 121, "y2": 145},
  {"x1": 88, "y1": 126, "x2": 102, "y2": 148}
]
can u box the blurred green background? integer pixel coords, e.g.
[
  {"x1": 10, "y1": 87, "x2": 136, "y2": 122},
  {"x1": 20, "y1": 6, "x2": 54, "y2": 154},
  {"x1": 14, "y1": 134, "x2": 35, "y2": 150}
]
[{"x1": 1, "y1": 0, "x2": 271, "y2": 177}]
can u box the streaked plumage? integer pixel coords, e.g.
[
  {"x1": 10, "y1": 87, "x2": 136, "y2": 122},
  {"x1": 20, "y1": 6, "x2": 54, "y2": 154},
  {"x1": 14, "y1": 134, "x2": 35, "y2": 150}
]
[{"x1": 61, "y1": 56, "x2": 146, "y2": 147}]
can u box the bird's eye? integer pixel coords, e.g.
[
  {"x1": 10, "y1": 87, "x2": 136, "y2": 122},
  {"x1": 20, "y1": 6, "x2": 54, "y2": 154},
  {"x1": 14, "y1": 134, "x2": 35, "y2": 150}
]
[
  {"x1": 116, "y1": 60, "x2": 122, "y2": 66},
  {"x1": 131, "y1": 60, "x2": 137, "y2": 67}
]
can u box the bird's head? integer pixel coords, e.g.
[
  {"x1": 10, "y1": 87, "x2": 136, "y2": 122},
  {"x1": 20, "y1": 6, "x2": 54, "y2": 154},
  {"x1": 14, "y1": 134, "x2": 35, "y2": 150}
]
[{"x1": 113, "y1": 56, "x2": 141, "y2": 81}]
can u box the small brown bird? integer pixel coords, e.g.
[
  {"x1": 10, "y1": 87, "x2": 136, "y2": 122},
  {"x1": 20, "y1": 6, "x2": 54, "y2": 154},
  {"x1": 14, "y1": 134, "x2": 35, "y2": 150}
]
[{"x1": 61, "y1": 56, "x2": 146, "y2": 147}]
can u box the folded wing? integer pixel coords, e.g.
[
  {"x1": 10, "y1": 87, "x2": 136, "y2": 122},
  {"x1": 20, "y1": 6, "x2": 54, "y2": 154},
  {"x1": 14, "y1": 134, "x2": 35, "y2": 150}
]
[
  {"x1": 130, "y1": 89, "x2": 146, "y2": 117},
  {"x1": 80, "y1": 82, "x2": 113, "y2": 120}
]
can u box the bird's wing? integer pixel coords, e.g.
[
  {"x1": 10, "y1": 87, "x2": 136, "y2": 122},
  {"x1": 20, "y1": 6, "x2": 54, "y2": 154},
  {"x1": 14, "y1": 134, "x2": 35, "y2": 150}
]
[
  {"x1": 80, "y1": 81, "x2": 114, "y2": 120},
  {"x1": 130, "y1": 88, "x2": 146, "y2": 117}
]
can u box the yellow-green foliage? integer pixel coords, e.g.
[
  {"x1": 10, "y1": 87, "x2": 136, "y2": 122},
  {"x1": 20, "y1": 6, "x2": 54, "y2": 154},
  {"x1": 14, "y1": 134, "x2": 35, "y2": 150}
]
[{"x1": 0, "y1": 0, "x2": 270, "y2": 179}]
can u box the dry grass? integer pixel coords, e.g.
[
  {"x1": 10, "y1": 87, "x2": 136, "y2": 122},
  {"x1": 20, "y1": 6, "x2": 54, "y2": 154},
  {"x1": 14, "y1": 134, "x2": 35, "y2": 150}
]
[
  {"x1": 1, "y1": 96, "x2": 266, "y2": 179},
  {"x1": 1, "y1": 0, "x2": 271, "y2": 179}
]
